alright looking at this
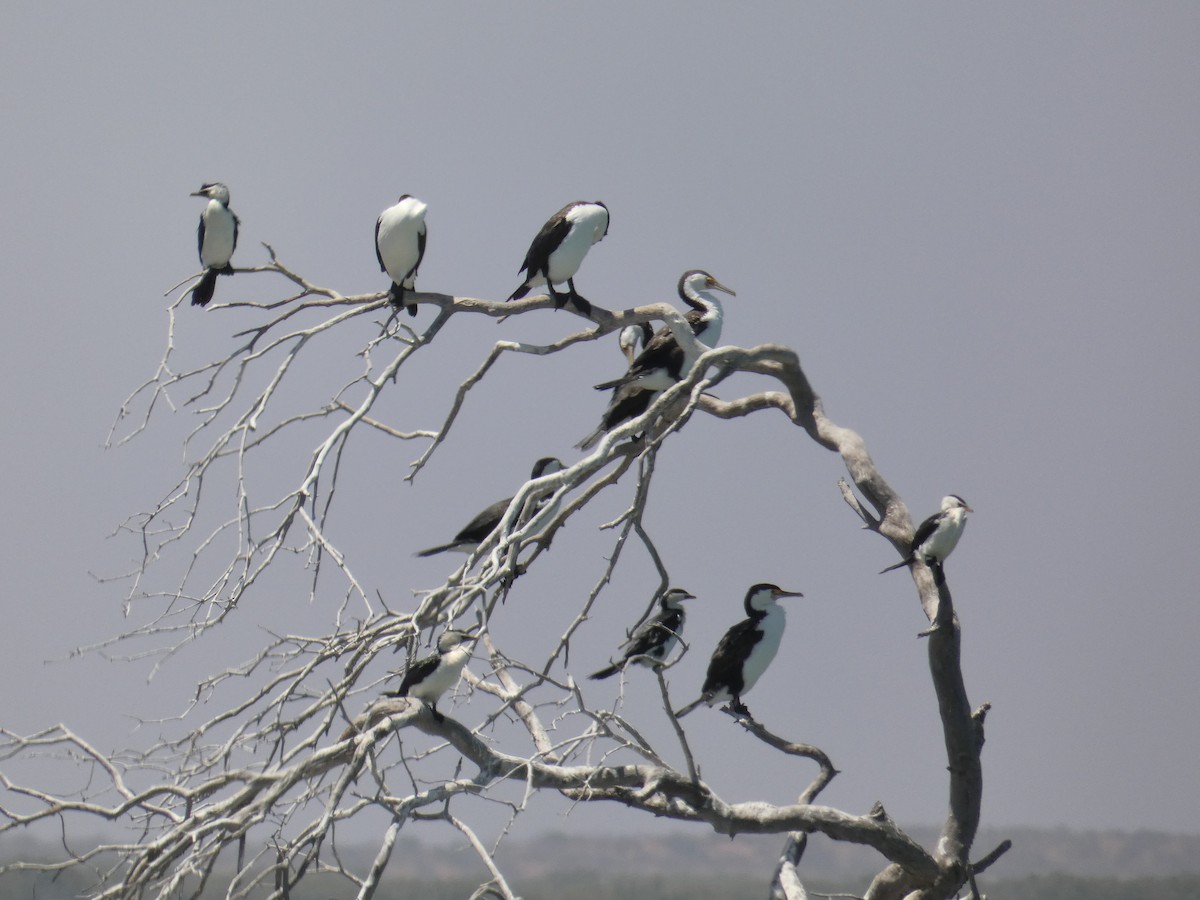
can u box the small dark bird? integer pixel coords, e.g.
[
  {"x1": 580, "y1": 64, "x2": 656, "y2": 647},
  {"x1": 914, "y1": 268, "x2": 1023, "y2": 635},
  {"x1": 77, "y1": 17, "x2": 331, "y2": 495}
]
[
  {"x1": 507, "y1": 201, "x2": 609, "y2": 312},
  {"x1": 576, "y1": 321, "x2": 655, "y2": 451},
  {"x1": 375, "y1": 194, "x2": 428, "y2": 316},
  {"x1": 675, "y1": 583, "x2": 803, "y2": 719},
  {"x1": 880, "y1": 495, "x2": 973, "y2": 583},
  {"x1": 385, "y1": 630, "x2": 476, "y2": 721},
  {"x1": 590, "y1": 587, "x2": 696, "y2": 680},
  {"x1": 415, "y1": 457, "x2": 565, "y2": 558},
  {"x1": 189, "y1": 183, "x2": 239, "y2": 307}
]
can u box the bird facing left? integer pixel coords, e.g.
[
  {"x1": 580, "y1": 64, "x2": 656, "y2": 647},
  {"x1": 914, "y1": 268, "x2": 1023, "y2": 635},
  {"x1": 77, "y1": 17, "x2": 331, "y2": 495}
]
[{"x1": 189, "y1": 183, "x2": 239, "y2": 307}]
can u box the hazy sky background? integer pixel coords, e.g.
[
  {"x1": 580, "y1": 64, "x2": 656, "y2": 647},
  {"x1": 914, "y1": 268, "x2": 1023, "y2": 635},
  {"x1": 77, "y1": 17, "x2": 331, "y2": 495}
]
[{"x1": 2, "y1": 2, "x2": 1198, "y2": 859}]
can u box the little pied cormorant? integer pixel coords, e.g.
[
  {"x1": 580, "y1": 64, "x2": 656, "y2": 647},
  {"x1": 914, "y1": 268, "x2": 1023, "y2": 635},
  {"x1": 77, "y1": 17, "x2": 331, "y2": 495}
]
[
  {"x1": 576, "y1": 320, "x2": 654, "y2": 451},
  {"x1": 507, "y1": 201, "x2": 609, "y2": 313},
  {"x1": 880, "y1": 495, "x2": 973, "y2": 584},
  {"x1": 590, "y1": 587, "x2": 696, "y2": 680},
  {"x1": 385, "y1": 629, "x2": 476, "y2": 721},
  {"x1": 415, "y1": 457, "x2": 565, "y2": 558},
  {"x1": 375, "y1": 194, "x2": 428, "y2": 316},
  {"x1": 675, "y1": 583, "x2": 803, "y2": 719},
  {"x1": 189, "y1": 183, "x2": 239, "y2": 307}
]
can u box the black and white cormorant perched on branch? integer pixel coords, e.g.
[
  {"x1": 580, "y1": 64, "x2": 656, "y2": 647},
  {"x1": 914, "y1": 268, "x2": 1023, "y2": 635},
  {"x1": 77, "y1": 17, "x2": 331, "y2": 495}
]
[
  {"x1": 577, "y1": 270, "x2": 734, "y2": 450},
  {"x1": 507, "y1": 201, "x2": 609, "y2": 312},
  {"x1": 880, "y1": 495, "x2": 973, "y2": 584},
  {"x1": 385, "y1": 630, "x2": 476, "y2": 721},
  {"x1": 675, "y1": 583, "x2": 803, "y2": 719},
  {"x1": 594, "y1": 270, "x2": 735, "y2": 393},
  {"x1": 189, "y1": 183, "x2": 239, "y2": 307},
  {"x1": 375, "y1": 194, "x2": 428, "y2": 316},
  {"x1": 415, "y1": 457, "x2": 565, "y2": 558},
  {"x1": 590, "y1": 587, "x2": 695, "y2": 680}
]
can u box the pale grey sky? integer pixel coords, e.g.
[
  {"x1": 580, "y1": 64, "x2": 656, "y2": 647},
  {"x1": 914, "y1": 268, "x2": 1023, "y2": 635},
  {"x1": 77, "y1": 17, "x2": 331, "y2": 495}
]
[{"x1": 1, "y1": 2, "x2": 1198, "y2": 848}]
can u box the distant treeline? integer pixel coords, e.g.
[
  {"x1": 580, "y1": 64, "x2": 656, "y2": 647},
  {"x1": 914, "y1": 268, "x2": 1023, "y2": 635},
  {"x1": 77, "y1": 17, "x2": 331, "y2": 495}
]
[{"x1": 3, "y1": 869, "x2": 1200, "y2": 900}]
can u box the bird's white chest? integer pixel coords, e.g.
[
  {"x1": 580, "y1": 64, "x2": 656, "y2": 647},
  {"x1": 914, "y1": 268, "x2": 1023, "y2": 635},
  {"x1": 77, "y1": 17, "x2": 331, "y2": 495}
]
[
  {"x1": 409, "y1": 646, "x2": 470, "y2": 702},
  {"x1": 922, "y1": 510, "x2": 968, "y2": 561},
  {"x1": 741, "y1": 606, "x2": 786, "y2": 693},
  {"x1": 200, "y1": 201, "x2": 236, "y2": 267},
  {"x1": 377, "y1": 201, "x2": 427, "y2": 283},
  {"x1": 545, "y1": 208, "x2": 606, "y2": 282}
]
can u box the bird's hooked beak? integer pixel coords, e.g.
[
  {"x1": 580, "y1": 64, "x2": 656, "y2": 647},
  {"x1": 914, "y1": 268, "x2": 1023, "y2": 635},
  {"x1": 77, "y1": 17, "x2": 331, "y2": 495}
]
[
  {"x1": 707, "y1": 277, "x2": 736, "y2": 297},
  {"x1": 772, "y1": 587, "x2": 804, "y2": 600},
  {"x1": 189, "y1": 188, "x2": 207, "y2": 198}
]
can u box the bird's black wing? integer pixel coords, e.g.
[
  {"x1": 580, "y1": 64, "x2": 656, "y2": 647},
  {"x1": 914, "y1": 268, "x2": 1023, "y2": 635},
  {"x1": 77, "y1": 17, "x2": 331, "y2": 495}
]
[
  {"x1": 196, "y1": 217, "x2": 206, "y2": 265},
  {"x1": 519, "y1": 210, "x2": 572, "y2": 277},
  {"x1": 909, "y1": 511, "x2": 943, "y2": 555},
  {"x1": 453, "y1": 496, "x2": 511, "y2": 544},
  {"x1": 701, "y1": 618, "x2": 763, "y2": 698},
  {"x1": 623, "y1": 606, "x2": 683, "y2": 658},
  {"x1": 392, "y1": 652, "x2": 440, "y2": 696},
  {"x1": 594, "y1": 325, "x2": 684, "y2": 390},
  {"x1": 414, "y1": 223, "x2": 427, "y2": 278},
  {"x1": 374, "y1": 215, "x2": 386, "y2": 272},
  {"x1": 231, "y1": 211, "x2": 240, "y2": 256}
]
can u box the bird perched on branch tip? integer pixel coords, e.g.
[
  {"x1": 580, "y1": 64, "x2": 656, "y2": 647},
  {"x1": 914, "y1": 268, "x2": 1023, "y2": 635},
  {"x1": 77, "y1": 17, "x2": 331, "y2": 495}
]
[{"x1": 189, "y1": 182, "x2": 239, "y2": 307}]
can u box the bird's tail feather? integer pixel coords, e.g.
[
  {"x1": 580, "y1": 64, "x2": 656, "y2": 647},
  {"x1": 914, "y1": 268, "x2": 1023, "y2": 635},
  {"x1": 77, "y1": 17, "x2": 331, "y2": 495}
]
[
  {"x1": 507, "y1": 282, "x2": 531, "y2": 302},
  {"x1": 589, "y1": 662, "x2": 622, "y2": 680},
  {"x1": 575, "y1": 426, "x2": 604, "y2": 452},
  {"x1": 415, "y1": 543, "x2": 456, "y2": 558},
  {"x1": 879, "y1": 558, "x2": 913, "y2": 575},
  {"x1": 190, "y1": 269, "x2": 220, "y2": 307},
  {"x1": 673, "y1": 697, "x2": 704, "y2": 718}
]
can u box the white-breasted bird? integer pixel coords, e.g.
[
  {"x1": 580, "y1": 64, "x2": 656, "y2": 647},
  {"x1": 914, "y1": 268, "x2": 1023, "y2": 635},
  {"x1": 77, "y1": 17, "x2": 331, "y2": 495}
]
[
  {"x1": 675, "y1": 583, "x2": 803, "y2": 719},
  {"x1": 189, "y1": 183, "x2": 239, "y2": 307},
  {"x1": 590, "y1": 587, "x2": 696, "y2": 680},
  {"x1": 880, "y1": 495, "x2": 973, "y2": 583},
  {"x1": 593, "y1": 270, "x2": 735, "y2": 393},
  {"x1": 507, "y1": 201, "x2": 609, "y2": 312},
  {"x1": 415, "y1": 457, "x2": 565, "y2": 558},
  {"x1": 385, "y1": 630, "x2": 476, "y2": 721},
  {"x1": 375, "y1": 194, "x2": 428, "y2": 316}
]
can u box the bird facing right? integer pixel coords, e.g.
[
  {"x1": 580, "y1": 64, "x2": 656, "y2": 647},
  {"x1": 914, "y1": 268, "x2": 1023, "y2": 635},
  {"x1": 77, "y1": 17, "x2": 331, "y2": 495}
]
[
  {"x1": 415, "y1": 457, "x2": 565, "y2": 558},
  {"x1": 590, "y1": 587, "x2": 696, "y2": 680},
  {"x1": 385, "y1": 629, "x2": 476, "y2": 722},
  {"x1": 675, "y1": 583, "x2": 803, "y2": 720},
  {"x1": 880, "y1": 495, "x2": 973, "y2": 583},
  {"x1": 507, "y1": 200, "x2": 609, "y2": 312}
]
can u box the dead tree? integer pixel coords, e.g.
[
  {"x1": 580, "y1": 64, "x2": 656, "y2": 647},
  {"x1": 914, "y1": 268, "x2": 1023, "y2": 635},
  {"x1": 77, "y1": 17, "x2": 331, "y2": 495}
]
[{"x1": 0, "y1": 244, "x2": 1008, "y2": 899}]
